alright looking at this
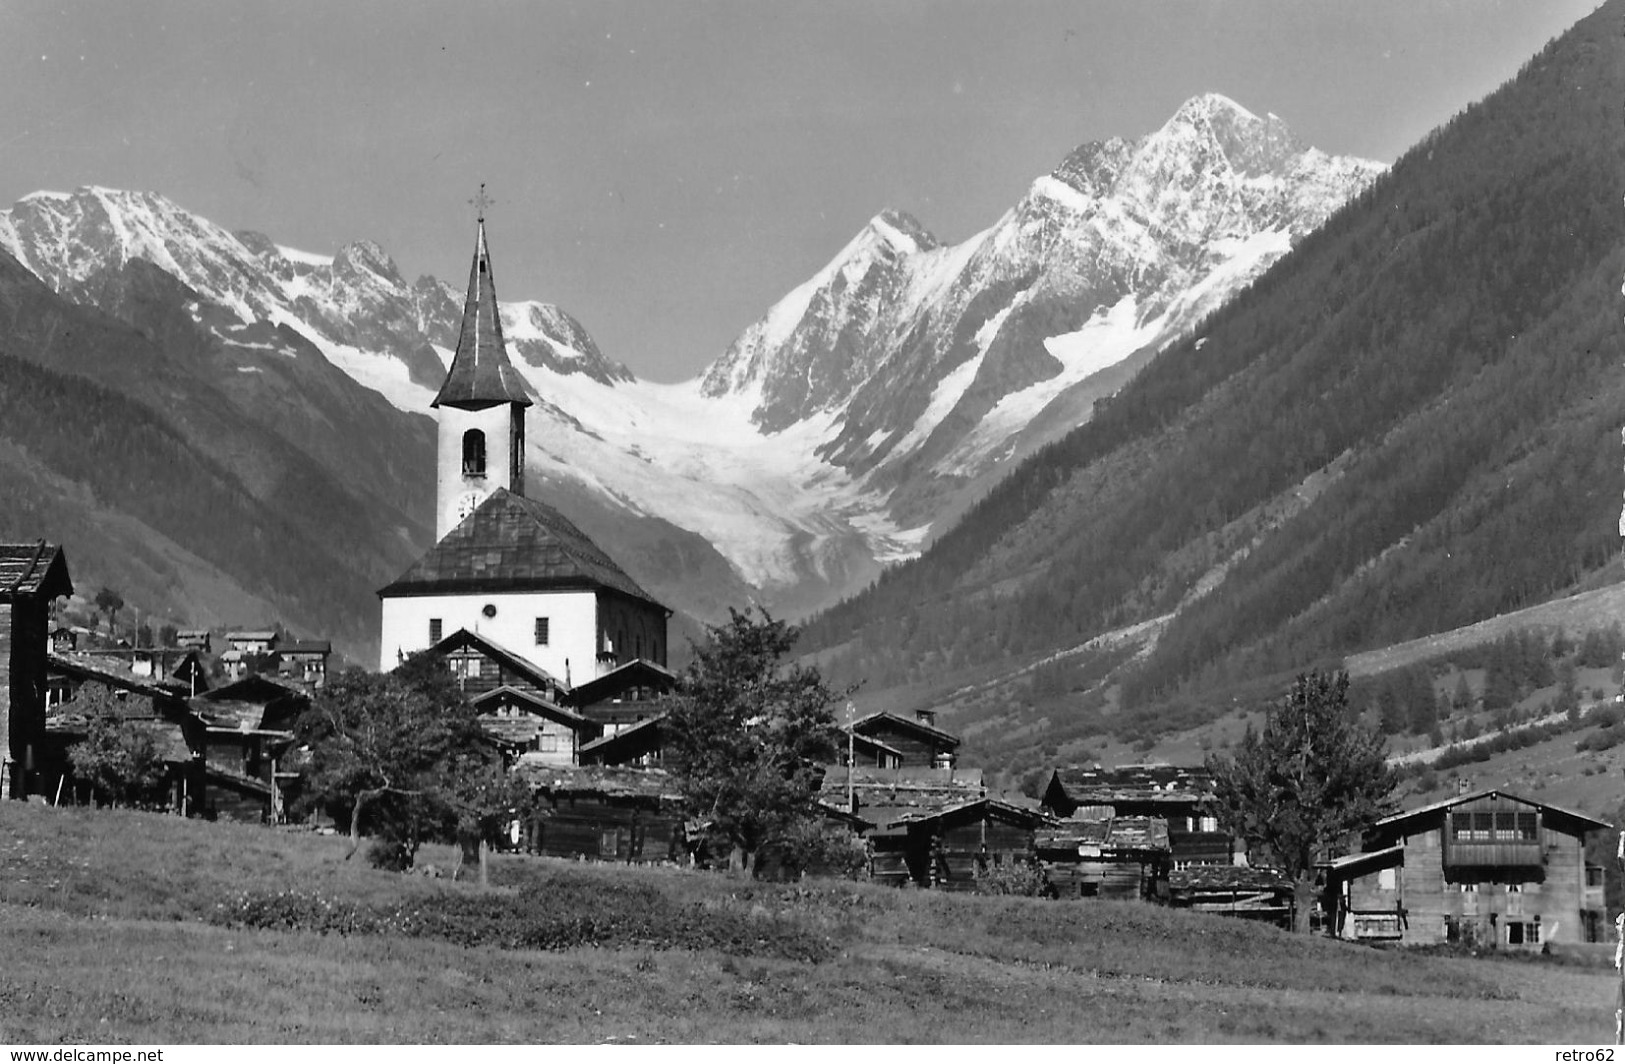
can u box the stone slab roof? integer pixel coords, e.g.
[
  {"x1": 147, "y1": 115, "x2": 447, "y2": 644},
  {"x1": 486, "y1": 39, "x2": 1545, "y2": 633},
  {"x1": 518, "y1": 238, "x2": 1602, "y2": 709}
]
[
  {"x1": 0, "y1": 542, "x2": 71, "y2": 600},
  {"x1": 377, "y1": 488, "x2": 664, "y2": 611}
]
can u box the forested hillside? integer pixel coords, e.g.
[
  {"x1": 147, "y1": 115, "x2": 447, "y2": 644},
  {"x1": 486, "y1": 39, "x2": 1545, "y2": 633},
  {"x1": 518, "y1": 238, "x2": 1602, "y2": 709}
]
[{"x1": 802, "y1": 2, "x2": 1625, "y2": 751}]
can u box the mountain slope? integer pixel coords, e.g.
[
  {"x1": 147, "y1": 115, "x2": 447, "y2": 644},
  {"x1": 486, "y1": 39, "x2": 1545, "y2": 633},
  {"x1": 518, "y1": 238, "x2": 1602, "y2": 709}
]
[{"x1": 800, "y1": 1, "x2": 1625, "y2": 764}]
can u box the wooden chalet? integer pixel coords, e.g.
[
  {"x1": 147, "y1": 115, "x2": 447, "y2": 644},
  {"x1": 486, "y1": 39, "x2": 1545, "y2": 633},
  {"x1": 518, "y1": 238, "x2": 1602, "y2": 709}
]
[
  {"x1": 818, "y1": 766, "x2": 1045, "y2": 890},
  {"x1": 1036, "y1": 816, "x2": 1172, "y2": 901},
  {"x1": 272, "y1": 638, "x2": 331, "y2": 687},
  {"x1": 1041, "y1": 765, "x2": 1234, "y2": 867},
  {"x1": 0, "y1": 542, "x2": 73, "y2": 799},
  {"x1": 577, "y1": 713, "x2": 665, "y2": 767},
  {"x1": 564, "y1": 657, "x2": 676, "y2": 735},
  {"x1": 513, "y1": 760, "x2": 687, "y2": 863},
  {"x1": 1322, "y1": 788, "x2": 1608, "y2": 949},
  {"x1": 472, "y1": 684, "x2": 597, "y2": 766},
  {"x1": 848, "y1": 709, "x2": 960, "y2": 769},
  {"x1": 189, "y1": 675, "x2": 309, "y2": 821},
  {"x1": 1167, "y1": 865, "x2": 1296, "y2": 928},
  {"x1": 175, "y1": 629, "x2": 212, "y2": 652},
  {"x1": 225, "y1": 630, "x2": 278, "y2": 655},
  {"x1": 420, "y1": 627, "x2": 568, "y2": 703},
  {"x1": 50, "y1": 627, "x2": 77, "y2": 653}
]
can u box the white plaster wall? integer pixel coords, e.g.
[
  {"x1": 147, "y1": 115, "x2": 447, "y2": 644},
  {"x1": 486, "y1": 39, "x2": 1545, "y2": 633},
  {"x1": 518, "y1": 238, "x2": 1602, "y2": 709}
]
[
  {"x1": 436, "y1": 404, "x2": 520, "y2": 540},
  {"x1": 380, "y1": 589, "x2": 598, "y2": 682}
]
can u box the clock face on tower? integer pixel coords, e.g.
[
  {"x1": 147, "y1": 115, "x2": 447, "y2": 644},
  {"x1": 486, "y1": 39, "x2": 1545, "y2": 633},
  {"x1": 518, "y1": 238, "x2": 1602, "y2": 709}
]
[{"x1": 456, "y1": 490, "x2": 483, "y2": 522}]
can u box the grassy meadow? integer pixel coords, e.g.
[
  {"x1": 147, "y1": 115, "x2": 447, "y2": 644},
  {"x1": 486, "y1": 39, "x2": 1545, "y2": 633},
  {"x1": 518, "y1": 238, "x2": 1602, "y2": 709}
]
[{"x1": 0, "y1": 801, "x2": 1616, "y2": 1044}]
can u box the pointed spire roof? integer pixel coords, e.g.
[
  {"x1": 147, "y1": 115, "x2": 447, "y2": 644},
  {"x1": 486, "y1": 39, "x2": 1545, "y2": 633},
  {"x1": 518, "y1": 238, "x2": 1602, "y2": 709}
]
[{"x1": 432, "y1": 213, "x2": 532, "y2": 409}]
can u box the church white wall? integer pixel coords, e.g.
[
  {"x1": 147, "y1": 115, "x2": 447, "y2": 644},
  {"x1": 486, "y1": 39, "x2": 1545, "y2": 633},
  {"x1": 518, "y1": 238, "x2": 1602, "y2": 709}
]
[
  {"x1": 436, "y1": 404, "x2": 520, "y2": 540},
  {"x1": 379, "y1": 589, "x2": 599, "y2": 684}
]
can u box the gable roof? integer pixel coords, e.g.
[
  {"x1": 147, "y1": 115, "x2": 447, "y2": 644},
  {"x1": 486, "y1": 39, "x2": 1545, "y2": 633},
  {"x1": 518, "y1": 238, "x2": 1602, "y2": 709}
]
[
  {"x1": 0, "y1": 542, "x2": 72, "y2": 600},
  {"x1": 880, "y1": 796, "x2": 1047, "y2": 832},
  {"x1": 1046, "y1": 764, "x2": 1215, "y2": 808},
  {"x1": 418, "y1": 627, "x2": 562, "y2": 691},
  {"x1": 577, "y1": 713, "x2": 666, "y2": 764},
  {"x1": 850, "y1": 711, "x2": 961, "y2": 749},
  {"x1": 377, "y1": 488, "x2": 665, "y2": 611},
  {"x1": 565, "y1": 658, "x2": 678, "y2": 709},
  {"x1": 470, "y1": 684, "x2": 592, "y2": 729},
  {"x1": 1037, "y1": 815, "x2": 1170, "y2": 854},
  {"x1": 513, "y1": 760, "x2": 684, "y2": 801},
  {"x1": 1369, "y1": 788, "x2": 1609, "y2": 838},
  {"x1": 432, "y1": 218, "x2": 532, "y2": 409}
]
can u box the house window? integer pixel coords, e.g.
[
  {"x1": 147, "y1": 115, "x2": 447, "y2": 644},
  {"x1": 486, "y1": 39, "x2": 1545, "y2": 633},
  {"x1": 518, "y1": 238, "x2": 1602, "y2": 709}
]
[
  {"x1": 429, "y1": 618, "x2": 443, "y2": 644},
  {"x1": 1377, "y1": 868, "x2": 1396, "y2": 891},
  {"x1": 538, "y1": 732, "x2": 560, "y2": 753},
  {"x1": 463, "y1": 429, "x2": 487, "y2": 477},
  {"x1": 535, "y1": 617, "x2": 550, "y2": 646}
]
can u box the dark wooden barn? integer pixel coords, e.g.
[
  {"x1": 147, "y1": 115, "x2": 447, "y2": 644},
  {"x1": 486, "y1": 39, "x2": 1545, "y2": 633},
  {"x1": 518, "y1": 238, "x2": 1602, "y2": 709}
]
[
  {"x1": 1036, "y1": 816, "x2": 1172, "y2": 901},
  {"x1": 0, "y1": 542, "x2": 72, "y2": 799},
  {"x1": 564, "y1": 657, "x2": 676, "y2": 735},
  {"x1": 1167, "y1": 865, "x2": 1296, "y2": 927},
  {"x1": 868, "y1": 797, "x2": 1047, "y2": 891},
  {"x1": 849, "y1": 710, "x2": 960, "y2": 769},
  {"x1": 514, "y1": 760, "x2": 687, "y2": 863},
  {"x1": 1041, "y1": 764, "x2": 1234, "y2": 867}
]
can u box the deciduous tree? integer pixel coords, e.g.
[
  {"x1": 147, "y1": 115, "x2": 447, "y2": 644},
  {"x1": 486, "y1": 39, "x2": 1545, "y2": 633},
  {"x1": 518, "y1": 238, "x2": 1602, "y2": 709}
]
[
  {"x1": 296, "y1": 654, "x2": 512, "y2": 867},
  {"x1": 663, "y1": 607, "x2": 842, "y2": 876},
  {"x1": 1206, "y1": 670, "x2": 1397, "y2": 932},
  {"x1": 66, "y1": 682, "x2": 169, "y2": 807}
]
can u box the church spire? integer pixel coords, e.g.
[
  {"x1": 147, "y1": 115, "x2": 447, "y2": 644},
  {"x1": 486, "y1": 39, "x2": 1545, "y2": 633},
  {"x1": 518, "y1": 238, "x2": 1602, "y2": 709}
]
[{"x1": 432, "y1": 186, "x2": 532, "y2": 409}]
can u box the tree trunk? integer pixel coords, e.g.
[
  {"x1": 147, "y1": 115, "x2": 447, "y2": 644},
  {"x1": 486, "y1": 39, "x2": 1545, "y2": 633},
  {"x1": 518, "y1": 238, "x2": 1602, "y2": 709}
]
[
  {"x1": 346, "y1": 787, "x2": 386, "y2": 860},
  {"x1": 479, "y1": 838, "x2": 489, "y2": 889},
  {"x1": 1293, "y1": 871, "x2": 1318, "y2": 934}
]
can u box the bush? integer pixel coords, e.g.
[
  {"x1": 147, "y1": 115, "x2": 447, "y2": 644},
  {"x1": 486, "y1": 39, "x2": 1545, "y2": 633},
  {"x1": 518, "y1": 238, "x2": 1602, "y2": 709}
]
[
  {"x1": 767, "y1": 821, "x2": 869, "y2": 881},
  {"x1": 972, "y1": 860, "x2": 1051, "y2": 898},
  {"x1": 366, "y1": 838, "x2": 413, "y2": 872}
]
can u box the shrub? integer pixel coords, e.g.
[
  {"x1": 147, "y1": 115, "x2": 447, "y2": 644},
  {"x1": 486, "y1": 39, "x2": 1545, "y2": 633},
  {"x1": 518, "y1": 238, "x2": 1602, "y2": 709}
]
[
  {"x1": 366, "y1": 838, "x2": 413, "y2": 872},
  {"x1": 767, "y1": 821, "x2": 869, "y2": 881},
  {"x1": 972, "y1": 860, "x2": 1051, "y2": 898}
]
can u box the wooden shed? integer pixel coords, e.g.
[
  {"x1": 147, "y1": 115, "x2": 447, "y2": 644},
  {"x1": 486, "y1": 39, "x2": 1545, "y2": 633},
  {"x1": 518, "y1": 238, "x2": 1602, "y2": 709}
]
[
  {"x1": 870, "y1": 797, "x2": 1047, "y2": 891},
  {"x1": 514, "y1": 760, "x2": 687, "y2": 864},
  {"x1": 0, "y1": 542, "x2": 72, "y2": 799},
  {"x1": 1167, "y1": 865, "x2": 1296, "y2": 928},
  {"x1": 1041, "y1": 764, "x2": 1234, "y2": 867},
  {"x1": 1036, "y1": 816, "x2": 1171, "y2": 901}
]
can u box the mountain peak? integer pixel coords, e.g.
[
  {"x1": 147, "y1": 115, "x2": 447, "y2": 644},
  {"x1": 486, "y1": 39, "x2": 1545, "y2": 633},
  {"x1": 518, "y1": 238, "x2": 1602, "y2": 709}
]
[{"x1": 866, "y1": 209, "x2": 941, "y2": 255}]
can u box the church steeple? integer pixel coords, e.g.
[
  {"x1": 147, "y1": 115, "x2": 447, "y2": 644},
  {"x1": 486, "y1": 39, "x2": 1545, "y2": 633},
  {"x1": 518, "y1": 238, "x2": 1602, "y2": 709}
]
[
  {"x1": 432, "y1": 191, "x2": 532, "y2": 410},
  {"x1": 432, "y1": 188, "x2": 531, "y2": 540}
]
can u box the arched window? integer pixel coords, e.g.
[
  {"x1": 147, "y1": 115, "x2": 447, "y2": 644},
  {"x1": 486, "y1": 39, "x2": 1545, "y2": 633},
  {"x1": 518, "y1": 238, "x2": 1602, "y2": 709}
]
[{"x1": 462, "y1": 429, "x2": 486, "y2": 477}]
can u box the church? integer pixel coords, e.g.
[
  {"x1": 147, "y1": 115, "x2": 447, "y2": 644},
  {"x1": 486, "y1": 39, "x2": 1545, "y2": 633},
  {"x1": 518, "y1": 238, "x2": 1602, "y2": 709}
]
[{"x1": 377, "y1": 204, "x2": 671, "y2": 705}]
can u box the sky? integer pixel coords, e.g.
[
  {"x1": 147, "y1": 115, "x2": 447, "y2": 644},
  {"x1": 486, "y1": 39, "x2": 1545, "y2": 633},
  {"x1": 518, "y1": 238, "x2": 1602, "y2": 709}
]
[{"x1": 0, "y1": 0, "x2": 1601, "y2": 382}]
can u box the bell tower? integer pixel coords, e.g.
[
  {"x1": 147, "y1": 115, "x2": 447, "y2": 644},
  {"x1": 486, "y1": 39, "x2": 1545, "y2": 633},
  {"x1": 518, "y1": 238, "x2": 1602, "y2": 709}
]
[{"x1": 432, "y1": 187, "x2": 533, "y2": 540}]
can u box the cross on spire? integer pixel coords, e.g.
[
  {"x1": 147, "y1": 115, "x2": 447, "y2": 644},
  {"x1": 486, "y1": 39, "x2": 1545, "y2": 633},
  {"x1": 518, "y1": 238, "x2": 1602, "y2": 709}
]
[{"x1": 469, "y1": 183, "x2": 494, "y2": 221}]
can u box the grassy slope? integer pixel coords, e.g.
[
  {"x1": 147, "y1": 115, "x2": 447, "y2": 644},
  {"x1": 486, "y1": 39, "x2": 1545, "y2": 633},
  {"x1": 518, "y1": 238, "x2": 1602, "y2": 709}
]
[{"x1": 0, "y1": 803, "x2": 1614, "y2": 1044}]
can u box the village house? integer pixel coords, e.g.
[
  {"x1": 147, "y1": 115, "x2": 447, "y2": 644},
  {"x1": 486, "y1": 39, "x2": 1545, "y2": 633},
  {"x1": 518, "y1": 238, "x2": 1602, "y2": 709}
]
[
  {"x1": 817, "y1": 765, "x2": 1047, "y2": 889},
  {"x1": 1036, "y1": 815, "x2": 1172, "y2": 901},
  {"x1": 1041, "y1": 764, "x2": 1237, "y2": 867},
  {"x1": 512, "y1": 760, "x2": 688, "y2": 862},
  {"x1": 847, "y1": 709, "x2": 960, "y2": 769},
  {"x1": 1, "y1": 542, "x2": 74, "y2": 799},
  {"x1": 273, "y1": 638, "x2": 331, "y2": 687},
  {"x1": 1322, "y1": 785, "x2": 1609, "y2": 948}
]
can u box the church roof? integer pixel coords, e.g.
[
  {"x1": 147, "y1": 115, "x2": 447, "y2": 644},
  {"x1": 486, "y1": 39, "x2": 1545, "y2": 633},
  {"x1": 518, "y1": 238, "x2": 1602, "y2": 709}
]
[
  {"x1": 431, "y1": 217, "x2": 532, "y2": 409},
  {"x1": 377, "y1": 488, "x2": 666, "y2": 611}
]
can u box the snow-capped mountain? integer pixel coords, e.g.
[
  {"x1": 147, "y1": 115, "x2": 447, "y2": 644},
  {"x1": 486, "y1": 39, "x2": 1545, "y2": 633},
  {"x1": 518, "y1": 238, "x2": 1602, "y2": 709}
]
[
  {"x1": 705, "y1": 94, "x2": 1384, "y2": 524},
  {"x1": 0, "y1": 94, "x2": 1382, "y2": 625}
]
